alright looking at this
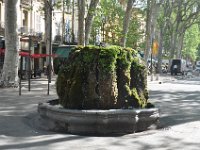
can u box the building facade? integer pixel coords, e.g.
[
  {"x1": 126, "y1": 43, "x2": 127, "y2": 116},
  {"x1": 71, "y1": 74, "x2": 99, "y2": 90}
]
[
  {"x1": 0, "y1": 0, "x2": 46, "y2": 74},
  {"x1": 0, "y1": 0, "x2": 94, "y2": 74}
]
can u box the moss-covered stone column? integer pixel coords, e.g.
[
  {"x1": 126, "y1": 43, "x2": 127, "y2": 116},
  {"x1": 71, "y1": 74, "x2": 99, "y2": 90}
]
[{"x1": 56, "y1": 46, "x2": 151, "y2": 110}]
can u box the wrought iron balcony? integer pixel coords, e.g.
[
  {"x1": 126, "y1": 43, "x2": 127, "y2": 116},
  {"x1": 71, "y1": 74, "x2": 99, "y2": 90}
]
[{"x1": 18, "y1": 26, "x2": 43, "y2": 39}]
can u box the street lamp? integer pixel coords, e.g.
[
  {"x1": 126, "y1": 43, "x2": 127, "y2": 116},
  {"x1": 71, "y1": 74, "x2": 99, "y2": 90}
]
[
  {"x1": 28, "y1": 34, "x2": 32, "y2": 91},
  {"x1": 18, "y1": 32, "x2": 32, "y2": 95}
]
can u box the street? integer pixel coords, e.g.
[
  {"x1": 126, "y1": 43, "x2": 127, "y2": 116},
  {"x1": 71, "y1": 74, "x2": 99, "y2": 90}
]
[{"x1": 0, "y1": 75, "x2": 200, "y2": 150}]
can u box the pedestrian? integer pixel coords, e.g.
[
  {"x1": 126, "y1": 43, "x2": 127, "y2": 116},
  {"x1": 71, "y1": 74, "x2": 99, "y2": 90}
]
[{"x1": 173, "y1": 64, "x2": 178, "y2": 75}]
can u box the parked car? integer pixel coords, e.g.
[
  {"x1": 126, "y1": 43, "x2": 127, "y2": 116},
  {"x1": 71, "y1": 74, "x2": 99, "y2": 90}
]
[
  {"x1": 195, "y1": 61, "x2": 200, "y2": 70},
  {"x1": 170, "y1": 59, "x2": 186, "y2": 75}
]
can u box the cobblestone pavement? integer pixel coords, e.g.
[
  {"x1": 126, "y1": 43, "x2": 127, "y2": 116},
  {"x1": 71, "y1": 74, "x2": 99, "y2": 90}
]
[{"x1": 1, "y1": 75, "x2": 200, "y2": 150}]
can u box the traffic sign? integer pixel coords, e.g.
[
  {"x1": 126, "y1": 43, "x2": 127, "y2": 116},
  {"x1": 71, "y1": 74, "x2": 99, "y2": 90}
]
[{"x1": 152, "y1": 40, "x2": 159, "y2": 56}]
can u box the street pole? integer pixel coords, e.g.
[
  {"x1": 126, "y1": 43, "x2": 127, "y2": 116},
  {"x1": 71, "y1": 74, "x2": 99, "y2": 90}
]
[
  {"x1": 19, "y1": 56, "x2": 23, "y2": 95},
  {"x1": 150, "y1": 52, "x2": 153, "y2": 81},
  {"x1": 103, "y1": 22, "x2": 105, "y2": 43},
  {"x1": 72, "y1": 0, "x2": 75, "y2": 44},
  {"x1": 151, "y1": 37, "x2": 154, "y2": 81},
  {"x1": 28, "y1": 0, "x2": 33, "y2": 91},
  {"x1": 28, "y1": 35, "x2": 31, "y2": 91}
]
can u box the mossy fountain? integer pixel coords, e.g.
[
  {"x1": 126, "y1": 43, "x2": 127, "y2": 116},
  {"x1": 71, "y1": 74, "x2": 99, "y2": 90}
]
[{"x1": 38, "y1": 45, "x2": 159, "y2": 135}]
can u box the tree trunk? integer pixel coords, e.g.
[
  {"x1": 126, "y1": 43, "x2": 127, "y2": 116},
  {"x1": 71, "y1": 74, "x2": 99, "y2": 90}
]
[
  {"x1": 144, "y1": 0, "x2": 152, "y2": 62},
  {"x1": 177, "y1": 32, "x2": 184, "y2": 58},
  {"x1": 78, "y1": 0, "x2": 85, "y2": 45},
  {"x1": 120, "y1": 0, "x2": 135, "y2": 47},
  {"x1": 85, "y1": 0, "x2": 100, "y2": 45},
  {"x1": 71, "y1": 0, "x2": 75, "y2": 43},
  {"x1": 157, "y1": 28, "x2": 164, "y2": 74},
  {"x1": 0, "y1": 0, "x2": 19, "y2": 87},
  {"x1": 44, "y1": 0, "x2": 54, "y2": 77},
  {"x1": 44, "y1": 0, "x2": 52, "y2": 66},
  {"x1": 170, "y1": 31, "x2": 177, "y2": 59},
  {"x1": 169, "y1": 1, "x2": 181, "y2": 59},
  {"x1": 61, "y1": 0, "x2": 65, "y2": 44}
]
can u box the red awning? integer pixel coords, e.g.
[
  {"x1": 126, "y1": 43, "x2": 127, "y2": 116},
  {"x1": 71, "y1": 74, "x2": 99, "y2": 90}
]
[
  {"x1": 31, "y1": 53, "x2": 42, "y2": 58},
  {"x1": 19, "y1": 51, "x2": 57, "y2": 58},
  {"x1": 19, "y1": 51, "x2": 29, "y2": 56},
  {"x1": 0, "y1": 48, "x2": 57, "y2": 58}
]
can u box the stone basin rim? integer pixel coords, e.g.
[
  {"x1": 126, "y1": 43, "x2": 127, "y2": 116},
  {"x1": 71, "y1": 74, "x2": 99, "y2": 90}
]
[
  {"x1": 38, "y1": 101, "x2": 159, "y2": 113},
  {"x1": 37, "y1": 99, "x2": 159, "y2": 135}
]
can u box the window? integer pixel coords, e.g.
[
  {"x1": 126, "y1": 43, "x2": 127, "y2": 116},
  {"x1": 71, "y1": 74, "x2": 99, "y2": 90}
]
[{"x1": 36, "y1": 15, "x2": 41, "y2": 32}]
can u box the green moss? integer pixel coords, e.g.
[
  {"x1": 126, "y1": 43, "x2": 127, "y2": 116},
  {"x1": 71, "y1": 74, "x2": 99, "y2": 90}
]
[
  {"x1": 124, "y1": 84, "x2": 131, "y2": 96},
  {"x1": 131, "y1": 88, "x2": 147, "y2": 108},
  {"x1": 117, "y1": 50, "x2": 132, "y2": 71},
  {"x1": 56, "y1": 71, "x2": 66, "y2": 105},
  {"x1": 82, "y1": 46, "x2": 98, "y2": 64},
  {"x1": 68, "y1": 69, "x2": 84, "y2": 108},
  {"x1": 56, "y1": 45, "x2": 150, "y2": 109},
  {"x1": 99, "y1": 46, "x2": 120, "y2": 74},
  {"x1": 131, "y1": 88, "x2": 140, "y2": 102}
]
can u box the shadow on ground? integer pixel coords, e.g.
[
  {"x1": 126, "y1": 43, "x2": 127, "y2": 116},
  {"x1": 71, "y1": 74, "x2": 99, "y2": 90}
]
[
  {"x1": 149, "y1": 89, "x2": 200, "y2": 128},
  {"x1": 1, "y1": 77, "x2": 200, "y2": 150}
]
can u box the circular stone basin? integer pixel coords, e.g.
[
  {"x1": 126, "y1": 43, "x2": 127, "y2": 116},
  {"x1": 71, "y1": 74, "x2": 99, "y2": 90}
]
[{"x1": 38, "y1": 100, "x2": 159, "y2": 135}]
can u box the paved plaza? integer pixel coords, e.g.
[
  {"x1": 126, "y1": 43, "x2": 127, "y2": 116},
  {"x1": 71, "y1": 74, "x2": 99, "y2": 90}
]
[{"x1": 1, "y1": 75, "x2": 200, "y2": 150}]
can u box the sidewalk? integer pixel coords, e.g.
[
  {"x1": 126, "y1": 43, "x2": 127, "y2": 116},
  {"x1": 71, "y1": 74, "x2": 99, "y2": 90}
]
[
  {"x1": 1, "y1": 75, "x2": 200, "y2": 150},
  {"x1": 147, "y1": 74, "x2": 200, "y2": 83}
]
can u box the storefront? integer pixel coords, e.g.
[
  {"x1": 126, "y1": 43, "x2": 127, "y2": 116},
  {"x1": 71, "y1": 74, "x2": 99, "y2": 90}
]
[{"x1": 0, "y1": 35, "x2": 58, "y2": 78}]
